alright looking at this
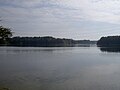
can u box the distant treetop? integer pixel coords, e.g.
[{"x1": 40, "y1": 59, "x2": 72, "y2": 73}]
[
  {"x1": 0, "y1": 26, "x2": 12, "y2": 45},
  {"x1": 97, "y1": 36, "x2": 120, "y2": 47},
  {"x1": 0, "y1": 26, "x2": 12, "y2": 40}
]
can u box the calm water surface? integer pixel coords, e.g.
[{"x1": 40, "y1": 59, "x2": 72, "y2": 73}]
[{"x1": 0, "y1": 47, "x2": 120, "y2": 90}]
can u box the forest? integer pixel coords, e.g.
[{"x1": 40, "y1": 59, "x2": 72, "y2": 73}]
[
  {"x1": 8, "y1": 36, "x2": 74, "y2": 47},
  {"x1": 97, "y1": 36, "x2": 120, "y2": 47},
  {"x1": 0, "y1": 36, "x2": 96, "y2": 47},
  {"x1": 6, "y1": 36, "x2": 96, "y2": 47},
  {"x1": 0, "y1": 26, "x2": 96, "y2": 47}
]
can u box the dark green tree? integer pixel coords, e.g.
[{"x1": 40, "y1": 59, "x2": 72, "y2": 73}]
[{"x1": 0, "y1": 26, "x2": 12, "y2": 45}]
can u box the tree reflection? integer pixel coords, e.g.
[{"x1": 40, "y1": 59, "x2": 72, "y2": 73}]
[{"x1": 99, "y1": 47, "x2": 120, "y2": 53}]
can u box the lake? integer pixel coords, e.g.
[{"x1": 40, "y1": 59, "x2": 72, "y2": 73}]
[{"x1": 0, "y1": 46, "x2": 120, "y2": 90}]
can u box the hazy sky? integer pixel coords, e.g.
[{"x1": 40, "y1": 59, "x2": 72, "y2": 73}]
[{"x1": 1, "y1": 0, "x2": 120, "y2": 40}]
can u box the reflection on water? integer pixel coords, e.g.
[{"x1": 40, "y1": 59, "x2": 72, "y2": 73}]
[
  {"x1": 100, "y1": 47, "x2": 120, "y2": 53},
  {"x1": 0, "y1": 47, "x2": 74, "y2": 54},
  {"x1": 0, "y1": 47, "x2": 120, "y2": 90}
]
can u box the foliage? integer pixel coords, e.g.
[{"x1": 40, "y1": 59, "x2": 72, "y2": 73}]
[
  {"x1": 97, "y1": 36, "x2": 120, "y2": 47},
  {"x1": 9, "y1": 36, "x2": 74, "y2": 47},
  {"x1": 8, "y1": 36, "x2": 96, "y2": 47},
  {"x1": 0, "y1": 25, "x2": 96, "y2": 47},
  {"x1": 0, "y1": 26, "x2": 12, "y2": 45},
  {"x1": 0, "y1": 26, "x2": 12, "y2": 39}
]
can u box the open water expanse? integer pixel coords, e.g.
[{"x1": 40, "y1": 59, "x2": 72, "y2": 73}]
[{"x1": 0, "y1": 46, "x2": 120, "y2": 90}]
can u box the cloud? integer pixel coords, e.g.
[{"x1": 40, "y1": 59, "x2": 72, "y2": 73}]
[
  {"x1": 1, "y1": 0, "x2": 120, "y2": 39},
  {"x1": 1, "y1": 0, "x2": 120, "y2": 24}
]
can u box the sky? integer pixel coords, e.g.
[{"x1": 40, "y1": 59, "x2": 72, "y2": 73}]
[{"x1": 1, "y1": 0, "x2": 120, "y2": 40}]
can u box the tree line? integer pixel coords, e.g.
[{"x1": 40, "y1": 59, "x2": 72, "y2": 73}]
[
  {"x1": 97, "y1": 36, "x2": 120, "y2": 47},
  {"x1": 9, "y1": 36, "x2": 74, "y2": 47},
  {"x1": 0, "y1": 26, "x2": 96, "y2": 47}
]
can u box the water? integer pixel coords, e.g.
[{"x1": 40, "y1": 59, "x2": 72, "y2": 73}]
[{"x1": 0, "y1": 46, "x2": 120, "y2": 90}]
